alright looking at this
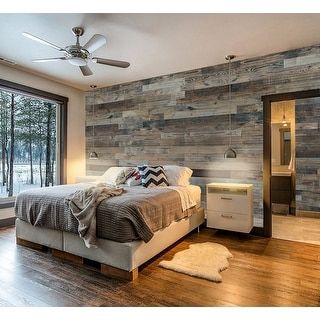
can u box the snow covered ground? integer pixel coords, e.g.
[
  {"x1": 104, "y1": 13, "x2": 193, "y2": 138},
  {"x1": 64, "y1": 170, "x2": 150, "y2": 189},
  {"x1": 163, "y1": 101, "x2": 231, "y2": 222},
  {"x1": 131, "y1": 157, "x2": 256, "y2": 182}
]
[{"x1": 0, "y1": 164, "x2": 55, "y2": 197}]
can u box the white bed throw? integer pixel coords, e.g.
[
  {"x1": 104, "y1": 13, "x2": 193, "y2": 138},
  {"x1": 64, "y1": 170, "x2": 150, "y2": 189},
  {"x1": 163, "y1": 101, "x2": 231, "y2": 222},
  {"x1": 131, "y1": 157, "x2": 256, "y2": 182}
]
[
  {"x1": 168, "y1": 186, "x2": 196, "y2": 212},
  {"x1": 65, "y1": 183, "x2": 123, "y2": 248}
]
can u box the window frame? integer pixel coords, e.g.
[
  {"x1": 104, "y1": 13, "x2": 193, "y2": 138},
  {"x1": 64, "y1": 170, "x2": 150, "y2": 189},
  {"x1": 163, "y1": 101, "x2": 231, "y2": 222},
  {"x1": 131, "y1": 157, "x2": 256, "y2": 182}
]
[{"x1": 0, "y1": 79, "x2": 68, "y2": 201}]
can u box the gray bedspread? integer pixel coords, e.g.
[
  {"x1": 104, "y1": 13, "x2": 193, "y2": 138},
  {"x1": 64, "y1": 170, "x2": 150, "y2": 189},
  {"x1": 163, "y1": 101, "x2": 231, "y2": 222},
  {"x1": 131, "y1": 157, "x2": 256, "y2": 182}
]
[{"x1": 15, "y1": 183, "x2": 197, "y2": 243}]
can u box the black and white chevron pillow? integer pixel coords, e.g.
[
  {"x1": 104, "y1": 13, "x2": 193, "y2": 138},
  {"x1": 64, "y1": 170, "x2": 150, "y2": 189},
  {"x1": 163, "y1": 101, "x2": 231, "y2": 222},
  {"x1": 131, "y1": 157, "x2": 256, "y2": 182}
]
[{"x1": 138, "y1": 165, "x2": 169, "y2": 188}]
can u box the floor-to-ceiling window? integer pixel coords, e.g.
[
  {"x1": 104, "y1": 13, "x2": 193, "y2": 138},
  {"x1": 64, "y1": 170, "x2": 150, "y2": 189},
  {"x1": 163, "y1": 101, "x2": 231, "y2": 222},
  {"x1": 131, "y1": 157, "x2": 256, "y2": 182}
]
[
  {"x1": 0, "y1": 80, "x2": 67, "y2": 225},
  {"x1": 0, "y1": 89, "x2": 58, "y2": 198}
]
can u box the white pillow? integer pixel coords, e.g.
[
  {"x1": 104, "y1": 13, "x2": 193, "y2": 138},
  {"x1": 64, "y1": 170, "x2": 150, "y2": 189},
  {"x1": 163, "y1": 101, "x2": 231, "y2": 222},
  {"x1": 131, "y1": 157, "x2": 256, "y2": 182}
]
[
  {"x1": 163, "y1": 165, "x2": 193, "y2": 186},
  {"x1": 102, "y1": 167, "x2": 133, "y2": 185}
]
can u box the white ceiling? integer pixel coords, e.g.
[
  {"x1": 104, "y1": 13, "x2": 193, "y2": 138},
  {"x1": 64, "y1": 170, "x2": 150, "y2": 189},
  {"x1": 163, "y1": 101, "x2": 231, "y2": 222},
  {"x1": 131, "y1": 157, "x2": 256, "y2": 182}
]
[{"x1": 1, "y1": 13, "x2": 320, "y2": 91}]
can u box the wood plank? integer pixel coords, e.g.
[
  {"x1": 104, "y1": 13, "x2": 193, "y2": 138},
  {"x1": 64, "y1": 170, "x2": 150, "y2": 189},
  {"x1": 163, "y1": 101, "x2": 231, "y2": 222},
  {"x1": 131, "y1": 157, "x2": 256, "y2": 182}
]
[
  {"x1": 1, "y1": 227, "x2": 320, "y2": 306},
  {"x1": 85, "y1": 44, "x2": 320, "y2": 232},
  {"x1": 51, "y1": 249, "x2": 84, "y2": 265},
  {"x1": 16, "y1": 237, "x2": 47, "y2": 251},
  {"x1": 101, "y1": 264, "x2": 138, "y2": 281}
]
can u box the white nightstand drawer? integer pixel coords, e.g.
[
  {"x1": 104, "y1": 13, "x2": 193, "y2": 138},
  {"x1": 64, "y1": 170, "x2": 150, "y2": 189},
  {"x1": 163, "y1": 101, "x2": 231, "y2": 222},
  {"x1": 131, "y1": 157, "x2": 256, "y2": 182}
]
[
  {"x1": 207, "y1": 194, "x2": 250, "y2": 214},
  {"x1": 207, "y1": 210, "x2": 253, "y2": 233}
]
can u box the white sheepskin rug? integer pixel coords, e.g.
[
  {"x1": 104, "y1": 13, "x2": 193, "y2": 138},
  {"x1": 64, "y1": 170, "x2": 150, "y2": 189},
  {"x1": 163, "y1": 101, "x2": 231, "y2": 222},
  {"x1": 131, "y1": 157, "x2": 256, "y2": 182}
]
[{"x1": 159, "y1": 242, "x2": 233, "y2": 282}]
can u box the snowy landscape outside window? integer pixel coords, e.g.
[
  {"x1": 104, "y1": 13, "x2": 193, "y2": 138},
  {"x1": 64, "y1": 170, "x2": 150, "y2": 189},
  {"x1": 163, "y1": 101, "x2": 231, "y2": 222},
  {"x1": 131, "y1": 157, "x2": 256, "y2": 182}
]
[{"x1": 0, "y1": 89, "x2": 57, "y2": 198}]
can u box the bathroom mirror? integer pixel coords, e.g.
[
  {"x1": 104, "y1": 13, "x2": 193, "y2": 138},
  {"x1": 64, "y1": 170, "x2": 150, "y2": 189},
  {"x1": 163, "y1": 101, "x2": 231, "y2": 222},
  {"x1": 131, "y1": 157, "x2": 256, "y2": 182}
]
[
  {"x1": 271, "y1": 122, "x2": 291, "y2": 167},
  {"x1": 280, "y1": 127, "x2": 291, "y2": 165}
]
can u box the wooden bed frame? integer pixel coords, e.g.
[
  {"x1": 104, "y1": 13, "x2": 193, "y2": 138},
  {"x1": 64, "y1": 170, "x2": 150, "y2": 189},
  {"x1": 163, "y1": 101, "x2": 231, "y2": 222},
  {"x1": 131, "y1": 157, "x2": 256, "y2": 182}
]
[{"x1": 16, "y1": 207, "x2": 204, "y2": 281}]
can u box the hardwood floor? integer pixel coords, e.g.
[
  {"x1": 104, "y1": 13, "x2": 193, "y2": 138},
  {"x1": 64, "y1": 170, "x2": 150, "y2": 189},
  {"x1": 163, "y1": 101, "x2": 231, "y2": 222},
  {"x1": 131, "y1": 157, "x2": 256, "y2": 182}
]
[
  {"x1": 0, "y1": 226, "x2": 320, "y2": 306},
  {"x1": 273, "y1": 214, "x2": 320, "y2": 245}
]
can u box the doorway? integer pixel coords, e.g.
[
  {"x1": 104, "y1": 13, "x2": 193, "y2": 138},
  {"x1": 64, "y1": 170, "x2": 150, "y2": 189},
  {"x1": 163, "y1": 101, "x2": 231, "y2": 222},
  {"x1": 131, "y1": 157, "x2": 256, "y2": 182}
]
[
  {"x1": 262, "y1": 90, "x2": 320, "y2": 244},
  {"x1": 270, "y1": 100, "x2": 295, "y2": 216}
]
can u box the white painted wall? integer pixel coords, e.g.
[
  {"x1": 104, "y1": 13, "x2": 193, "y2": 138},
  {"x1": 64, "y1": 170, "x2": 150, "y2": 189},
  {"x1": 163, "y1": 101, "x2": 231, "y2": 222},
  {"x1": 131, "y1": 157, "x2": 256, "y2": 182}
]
[{"x1": 0, "y1": 64, "x2": 85, "y2": 183}]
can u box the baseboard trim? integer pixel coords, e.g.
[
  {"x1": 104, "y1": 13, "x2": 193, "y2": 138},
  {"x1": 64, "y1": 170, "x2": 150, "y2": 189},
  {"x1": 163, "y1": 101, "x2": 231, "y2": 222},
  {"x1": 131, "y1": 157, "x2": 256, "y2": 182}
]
[{"x1": 0, "y1": 217, "x2": 16, "y2": 228}]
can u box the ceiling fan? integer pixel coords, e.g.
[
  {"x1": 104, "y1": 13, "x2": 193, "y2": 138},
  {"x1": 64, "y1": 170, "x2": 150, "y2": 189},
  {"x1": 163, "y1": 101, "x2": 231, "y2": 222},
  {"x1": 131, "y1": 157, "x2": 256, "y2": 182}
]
[{"x1": 22, "y1": 27, "x2": 130, "y2": 76}]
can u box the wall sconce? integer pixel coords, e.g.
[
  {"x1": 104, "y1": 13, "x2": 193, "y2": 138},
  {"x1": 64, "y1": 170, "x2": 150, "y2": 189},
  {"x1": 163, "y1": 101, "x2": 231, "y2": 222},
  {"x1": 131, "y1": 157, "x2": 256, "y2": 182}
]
[
  {"x1": 224, "y1": 55, "x2": 237, "y2": 159},
  {"x1": 89, "y1": 85, "x2": 98, "y2": 160}
]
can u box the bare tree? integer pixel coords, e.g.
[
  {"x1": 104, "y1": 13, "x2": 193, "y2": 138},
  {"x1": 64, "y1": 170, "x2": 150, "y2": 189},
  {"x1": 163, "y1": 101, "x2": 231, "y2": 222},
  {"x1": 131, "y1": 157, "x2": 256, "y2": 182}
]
[
  {"x1": 45, "y1": 103, "x2": 53, "y2": 186},
  {"x1": 8, "y1": 93, "x2": 15, "y2": 196},
  {"x1": 36, "y1": 104, "x2": 44, "y2": 187},
  {"x1": 0, "y1": 92, "x2": 9, "y2": 187},
  {"x1": 0, "y1": 89, "x2": 57, "y2": 197},
  {"x1": 28, "y1": 115, "x2": 34, "y2": 184},
  {"x1": 15, "y1": 97, "x2": 36, "y2": 185}
]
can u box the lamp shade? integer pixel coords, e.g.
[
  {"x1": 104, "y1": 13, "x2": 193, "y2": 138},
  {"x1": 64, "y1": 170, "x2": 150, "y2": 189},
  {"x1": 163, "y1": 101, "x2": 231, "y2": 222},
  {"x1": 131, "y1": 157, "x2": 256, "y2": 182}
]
[
  {"x1": 68, "y1": 57, "x2": 87, "y2": 66},
  {"x1": 224, "y1": 147, "x2": 237, "y2": 159}
]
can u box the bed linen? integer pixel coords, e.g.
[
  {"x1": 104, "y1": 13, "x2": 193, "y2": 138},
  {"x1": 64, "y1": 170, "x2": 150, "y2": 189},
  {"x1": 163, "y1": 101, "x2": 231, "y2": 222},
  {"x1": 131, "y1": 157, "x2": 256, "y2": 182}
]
[{"x1": 15, "y1": 183, "x2": 199, "y2": 243}]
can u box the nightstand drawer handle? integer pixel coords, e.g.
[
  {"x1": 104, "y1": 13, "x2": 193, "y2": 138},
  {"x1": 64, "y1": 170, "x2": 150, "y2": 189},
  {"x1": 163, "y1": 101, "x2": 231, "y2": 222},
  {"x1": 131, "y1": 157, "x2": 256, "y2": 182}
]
[
  {"x1": 221, "y1": 197, "x2": 233, "y2": 200},
  {"x1": 221, "y1": 214, "x2": 233, "y2": 219}
]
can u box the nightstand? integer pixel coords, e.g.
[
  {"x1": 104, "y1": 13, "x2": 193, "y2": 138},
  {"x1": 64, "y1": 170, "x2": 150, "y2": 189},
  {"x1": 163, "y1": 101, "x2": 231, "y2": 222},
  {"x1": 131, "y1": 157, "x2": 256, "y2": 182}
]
[{"x1": 206, "y1": 182, "x2": 253, "y2": 233}]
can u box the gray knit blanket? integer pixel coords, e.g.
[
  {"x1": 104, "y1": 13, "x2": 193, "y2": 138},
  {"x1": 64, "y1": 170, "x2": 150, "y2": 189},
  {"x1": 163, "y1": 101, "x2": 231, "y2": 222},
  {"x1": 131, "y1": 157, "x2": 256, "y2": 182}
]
[{"x1": 65, "y1": 184, "x2": 123, "y2": 248}]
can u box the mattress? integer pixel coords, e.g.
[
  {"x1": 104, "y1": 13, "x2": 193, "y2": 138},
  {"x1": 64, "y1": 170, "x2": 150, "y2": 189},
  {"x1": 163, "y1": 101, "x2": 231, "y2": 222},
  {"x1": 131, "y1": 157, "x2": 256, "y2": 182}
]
[{"x1": 15, "y1": 183, "x2": 201, "y2": 243}]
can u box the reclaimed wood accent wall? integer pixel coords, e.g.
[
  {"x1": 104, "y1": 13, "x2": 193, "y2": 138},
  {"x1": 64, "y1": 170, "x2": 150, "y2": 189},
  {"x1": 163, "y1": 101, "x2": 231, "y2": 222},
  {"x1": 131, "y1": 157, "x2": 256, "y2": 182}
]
[
  {"x1": 86, "y1": 44, "x2": 320, "y2": 227},
  {"x1": 295, "y1": 97, "x2": 320, "y2": 213}
]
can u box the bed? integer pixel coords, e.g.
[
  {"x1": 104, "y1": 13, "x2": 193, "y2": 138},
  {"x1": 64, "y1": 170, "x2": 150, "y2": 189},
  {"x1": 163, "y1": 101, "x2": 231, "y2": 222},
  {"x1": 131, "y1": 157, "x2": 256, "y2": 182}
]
[{"x1": 15, "y1": 166, "x2": 204, "y2": 280}]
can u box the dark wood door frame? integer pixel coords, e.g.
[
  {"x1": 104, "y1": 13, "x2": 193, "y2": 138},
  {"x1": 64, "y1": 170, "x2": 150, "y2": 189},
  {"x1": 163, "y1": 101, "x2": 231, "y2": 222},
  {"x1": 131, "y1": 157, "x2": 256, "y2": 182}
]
[{"x1": 261, "y1": 89, "x2": 320, "y2": 237}]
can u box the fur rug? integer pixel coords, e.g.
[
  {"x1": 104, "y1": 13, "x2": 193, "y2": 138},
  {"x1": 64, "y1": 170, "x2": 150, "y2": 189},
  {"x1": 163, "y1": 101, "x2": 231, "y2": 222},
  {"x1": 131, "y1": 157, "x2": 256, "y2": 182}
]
[{"x1": 159, "y1": 242, "x2": 233, "y2": 282}]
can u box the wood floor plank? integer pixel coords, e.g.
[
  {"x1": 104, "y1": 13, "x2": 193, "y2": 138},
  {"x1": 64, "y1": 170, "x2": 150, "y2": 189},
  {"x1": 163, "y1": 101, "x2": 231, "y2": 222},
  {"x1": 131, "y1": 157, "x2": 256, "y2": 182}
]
[
  {"x1": 0, "y1": 266, "x2": 85, "y2": 307},
  {"x1": 0, "y1": 281, "x2": 49, "y2": 307},
  {"x1": 1, "y1": 226, "x2": 320, "y2": 306},
  {"x1": 273, "y1": 214, "x2": 320, "y2": 245}
]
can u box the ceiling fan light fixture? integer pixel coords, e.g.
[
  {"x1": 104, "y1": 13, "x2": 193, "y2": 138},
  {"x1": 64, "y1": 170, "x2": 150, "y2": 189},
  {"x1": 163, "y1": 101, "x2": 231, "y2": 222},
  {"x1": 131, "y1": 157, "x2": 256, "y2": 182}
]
[
  {"x1": 23, "y1": 27, "x2": 130, "y2": 76},
  {"x1": 68, "y1": 56, "x2": 87, "y2": 66}
]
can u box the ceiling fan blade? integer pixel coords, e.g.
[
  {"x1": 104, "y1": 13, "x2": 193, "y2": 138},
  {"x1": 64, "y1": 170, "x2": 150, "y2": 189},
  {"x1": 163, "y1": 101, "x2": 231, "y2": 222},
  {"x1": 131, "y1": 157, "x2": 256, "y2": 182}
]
[
  {"x1": 83, "y1": 34, "x2": 107, "y2": 53},
  {"x1": 92, "y1": 58, "x2": 130, "y2": 68},
  {"x1": 79, "y1": 65, "x2": 93, "y2": 76},
  {"x1": 32, "y1": 57, "x2": 66, "y2": 63},
  {"x1": 23, "y1": 32, "x2": 66, "y2": 52}
]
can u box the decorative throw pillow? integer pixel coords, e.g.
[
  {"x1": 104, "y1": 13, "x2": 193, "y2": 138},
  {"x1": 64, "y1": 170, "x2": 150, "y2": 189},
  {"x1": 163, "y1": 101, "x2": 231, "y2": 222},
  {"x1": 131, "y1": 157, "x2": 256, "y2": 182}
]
[
  {"x1": 115, "y1": 167, "x2": 136, "y2": 185},
  {"x1": 138, "y1": 165, "x2": 169, "y2": 188},
  {"x1": 126, "y1": 170, "x2": 142, "y2": 186},
  {"x1": 102, "y1": 167, "x2": 134, "y2": 185},
  {"x1": 163, "y1": 165, "x2": 193, "y2": 186}
]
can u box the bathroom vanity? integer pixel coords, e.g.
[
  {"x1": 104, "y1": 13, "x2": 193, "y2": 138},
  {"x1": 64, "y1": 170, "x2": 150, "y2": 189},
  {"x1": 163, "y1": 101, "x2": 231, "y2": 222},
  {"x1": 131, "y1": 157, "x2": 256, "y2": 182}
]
[{"x1": 271, "y1": 171, "x2": 292, "y2": 213}]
